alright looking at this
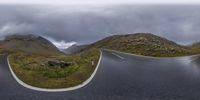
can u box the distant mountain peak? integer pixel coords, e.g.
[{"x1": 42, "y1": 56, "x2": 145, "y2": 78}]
[
  {"x1": 64, "y1": 44, "x2": 88, "y2": 54},
  {"x1": 1, "y1": 34, "x2": 62, "y2": 55}
]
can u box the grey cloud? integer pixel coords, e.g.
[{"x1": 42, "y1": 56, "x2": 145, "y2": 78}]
[{"x1": 0, "y1": 5, "x2": 200, "y2": 45}]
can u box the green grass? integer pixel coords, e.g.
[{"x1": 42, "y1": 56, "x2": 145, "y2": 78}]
[
  {"x1": 7, "y1": 46, "x2": 200, "y2": 89},
  {"x1": 89, "y1": 33, "x2": 200, "y2": 57},
  {"x1": 105, "y1": 43, "x2": 197, "y2": 57},
  {"x1": 0, "y1": 48, "x2": 3, "y2": 54},
  {"x1": 6, "y1": 33, "x2": 200, "y2": 89},
  {"x1": 9, "y1": 48, "x2": 100, "y2": 88}
]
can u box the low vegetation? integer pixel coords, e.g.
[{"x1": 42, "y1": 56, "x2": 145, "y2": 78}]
[
  {"x1": 190, "y1": 42, "x2": 200, "y2": 53},
  {"x1": 0, "y1": 48, "x2": 3, "y2": 54},
  {"x1": 85, "y1": 33, "x2": 200, "y2": 57},
  {"x1": 0, "y1": 34, "x2": 62, "y2": 55},
  {"x1": 0, "y1": 48, "x2": 2, "y2": 52},
  {"x1": 4, "y1": 33, "x2": 200, "y2": 89},
  {"x1": 9, "y1": 48, "x2": 100, "y2": 88}
]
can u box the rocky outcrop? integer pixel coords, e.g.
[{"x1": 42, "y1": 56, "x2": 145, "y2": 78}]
[{"x1": 46, "y1": 60, "x2": 73, "y2": 68}]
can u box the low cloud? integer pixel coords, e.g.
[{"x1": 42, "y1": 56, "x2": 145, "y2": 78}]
[
  {"x1": 0, "y1": 5, "x2": 200, "y2": 45},
  {"x1": 47, "y1": 37, "x2": 77, "y2": 50},
  {"x1": 52, "y1": 41, "x2": 76, "y2": 50}
]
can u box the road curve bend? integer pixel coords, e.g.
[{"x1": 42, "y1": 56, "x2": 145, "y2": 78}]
[{"x1": 0, "y1": 49, "x2": 200, "y2": 100}]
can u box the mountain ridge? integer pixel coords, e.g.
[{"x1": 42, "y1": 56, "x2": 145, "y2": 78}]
[
  {"x1": 1, "y1": 33, "x2": 200, "y2": 57},
  {"x1": 69, "y1": 33, "x2": 199, "y2": 57},
  {"x1": 64, "y1": 44, "x2": 88, "y2": 54},
  {"x1": 0, "y1": 34, "x2": 62, "y2": 55}
]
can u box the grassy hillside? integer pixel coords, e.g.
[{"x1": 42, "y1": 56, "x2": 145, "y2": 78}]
[
  {"x1": 10, "y1": 48, "x2": 100, "y2": 88},
  {"x1": 0, "y1": 34, "x2": 61, "y2": 55},
  {"x1": 5, "y1": 34, "x2": 99, "y2": 88},
  {"x1": 82, "y1": 33, "x2": 197, "y2": 57},
  {"x1": 0, "y1": 48, "x2": 3, "y2": 54},
  {"x1": 64, "y1": 44, "x2": 88, "y2": 54},
  {"x1": 190, "y1": 42, "x2": 200, "y2": 53},
  {"x1": 7, "y1": 33, "x2": 200, "y2": 89}
]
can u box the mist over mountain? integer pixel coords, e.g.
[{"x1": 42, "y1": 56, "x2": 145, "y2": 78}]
[
  {"x1": 0, "y1": 5, "x2": 200, "y2": 46},
  {"x1": 1, "y1": 33, "x2": 199, "y2": 57}
]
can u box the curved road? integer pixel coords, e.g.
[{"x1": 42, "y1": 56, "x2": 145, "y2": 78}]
[{"x1": 0, "y1": 49, "x2": 200, "y2": 100}]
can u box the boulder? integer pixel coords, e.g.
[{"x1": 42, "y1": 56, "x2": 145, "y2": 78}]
[
  {"x1": 48, "y1": 60, "x2": 60, "y2": 66},
  {"x1": 47, "y1": 60, "x2": 72, "y2": 68}
]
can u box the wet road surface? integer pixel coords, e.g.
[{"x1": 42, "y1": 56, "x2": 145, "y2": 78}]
[{"x1": 0, "y1": 49, "x2": 200, "y2": 100}]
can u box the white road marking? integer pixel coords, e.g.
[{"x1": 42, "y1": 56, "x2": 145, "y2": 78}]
[
  {"x1": 111, "y1": 53, "x2": 125, "y2": 60},
  {"x1": 103, "y1": 48, "x2": 200, "y2": 59}
]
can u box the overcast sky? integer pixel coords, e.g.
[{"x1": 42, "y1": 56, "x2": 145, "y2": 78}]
[
  {"x1": 0, "y1": 4, "x2": 200, "y2": 49},
  {"x1": 0, "y1": 0, "x2": 200, "y2": 5}
]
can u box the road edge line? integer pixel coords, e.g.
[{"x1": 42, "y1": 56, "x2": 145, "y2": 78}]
[
  {"x1": 102, "y1": 48, "x2": 200, "y2": 59},
  {"x1": 111, "y1": 53, "x2": 125, "y2": 59},
  {"x1": 7, "y1": 51, "x2": 102, "y2": 92}
]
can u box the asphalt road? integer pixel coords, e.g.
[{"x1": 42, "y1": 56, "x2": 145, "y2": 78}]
[{"x1": 0, "y1": 50, "x2": 200, "y2": 100}]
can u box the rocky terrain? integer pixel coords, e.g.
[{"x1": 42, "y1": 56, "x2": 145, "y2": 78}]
[
  {"x1": 72, "y1": 33, "x2": 197, "y2": 57},
  {"x1": 5, "y1": 33, "x2": 200, "y2": 89},
  {"x1": 190, "y1": 42, "x2": 200, "y2": 50},
  {"x1": 64, "y1": 44, "x2": 88, "y2": 54},
  {"x1": 0, "y1": 34, "x2": 62, "y2": 55}
]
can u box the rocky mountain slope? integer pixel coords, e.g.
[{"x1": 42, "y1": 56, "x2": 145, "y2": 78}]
[
  {"x1": 191, "y1": 42, "x2": 200, "y2": 49},
  {"x1": 1, "y1": 33, "x2": 199, "y2": 57},
  {"x1": 78, "y1": 33, "x2": 196, "y2": 57},
  {"x1": 0, "y1": 34, "x2": 61, "y2": 55},
  {"x1": 64, "y1": 44, "x2": 88, "y2": 54}
]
